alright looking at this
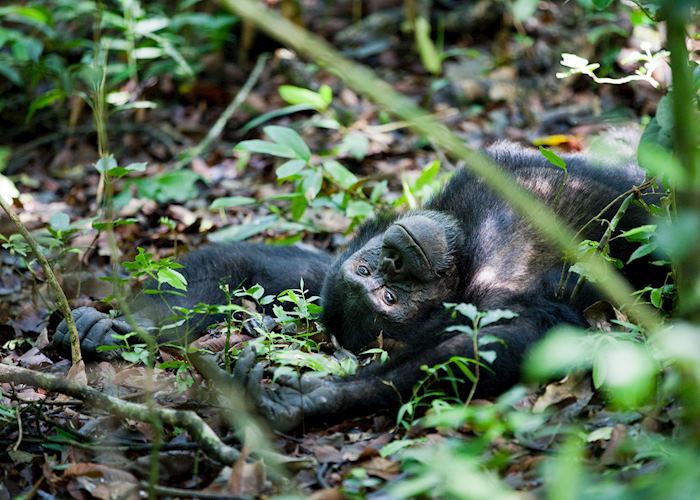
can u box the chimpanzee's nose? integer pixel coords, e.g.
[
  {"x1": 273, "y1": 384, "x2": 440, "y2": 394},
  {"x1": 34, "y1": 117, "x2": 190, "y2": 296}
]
[{"x1": 380, "y1": 246, "x2": 403, "y2": 276}]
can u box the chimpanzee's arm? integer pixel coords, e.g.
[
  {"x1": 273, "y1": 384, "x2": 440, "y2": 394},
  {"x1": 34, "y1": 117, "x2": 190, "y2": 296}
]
[
  {"x1": 53, "y1": 243, "x2": 331, "y2": 358},
  {"x1": 238, "y1": 297, "x2": 581, "y2": 431}
]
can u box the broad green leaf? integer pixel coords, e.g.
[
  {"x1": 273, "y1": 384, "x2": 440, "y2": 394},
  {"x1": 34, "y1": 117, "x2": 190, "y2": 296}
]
[
  {"x1": 637, "y1": 140, "x2": 686, "y2": 185},
  {"x1": 134, "y1": 18, "x2": 169, "y2": 34},
  {"x1": 627, "y1": 242, "x2": 658, "y2": 263},
  {"x1": 449, "y1": 302, "x2": 479, "y2": 321},
  {"x1": 380, "y1": 439, "x2": 423, "y2": 458},
  {"x1": 512, "y1": 0, "x2": 539, "y2": 21},
  {"x1": 152, "y1": 170, "x2": 201, "y2": 203},
  {"x1": 236, "y1": 139, "x2": 296, "y2": 158},
  {"x1": 524, "y1": 326, "x2": 592, "y2": 380},
  {"x1": 276, "y1": 159, "x2": 307, "y2": 179},
  {"x1": 592, "y1": 0, "x2": 613, "y2": 8},
  {"x1": 346, "y1": 200, "x2": 373, "y2": 219},
  {"x1": 538, "y1": 146, "x2": 567, "y2": 171},
  {"x1": 107, "y1": 161, "x2": 147, "y2": 177},
  {"x1": 302, "y1": 169, "x2": 323, "y2": 202},
  {"x1": 157, "y1": 268, "x2": 188, "y2": 291},
  {"x1": 278, "y1": 84, "x2": 331, "y2": 112},
  {"x1": 323, "y1": 160, "x2": 358, "y2": 189},
  {"x1": 0, "y1": 62, "x2": 21, "y2": 85},
  {"x1": 208, "y1": 215, "x2": 278, "y2": 242},
  {"x1": 49, "y1": 213, "x2": 70, "y2": 231},
  {"x1": 290, "y1": 194, "x2": 308, "y2": 220},
  {"x1": 341, "y1": 131, "x2": 370, "y2": 160},
  {"x1": 480, "y1": 309, "x2": 518, "y2": 328},
  {"x1": 94, "y1": 155, "x2": 117, "y2": 173},
  {"x1": 415, "y1": 160, "x2": 441, "y2": 189},
  {"x1": 618, "y1": 224, "x2": 656, "y2": 242},
  {"x1": 593, "y1": 341, "x2": 656, "y2": 407},
  {"x1": 264, "y1": 126, "x2": 310, "y2": 161},
  {"x1": 414, "y1": 17, "x2": 441, "y2": 75},
  {"x1": 132, "y1": 47, "x2": 163, "y2": 59},
  {"x1": 209, "y1": 196, "x2": 256, "y2": 210},
  {"x1": 370, "y1": 180, "x2": 388, "y2": 203},
  {"x1": 0, "y1": 174, "x2": 19, "y2": 203},
  {"x1": 26, "y1": 88, "x2": 64, "y2": 122},
  {"x1": 240, "y1": 104, "x2": 315, "y2": 134}
]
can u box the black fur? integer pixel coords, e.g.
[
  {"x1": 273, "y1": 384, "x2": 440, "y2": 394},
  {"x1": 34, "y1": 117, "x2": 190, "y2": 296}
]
[{"x1": 55, "y1": 145, "x2": 662, "y2": 429}]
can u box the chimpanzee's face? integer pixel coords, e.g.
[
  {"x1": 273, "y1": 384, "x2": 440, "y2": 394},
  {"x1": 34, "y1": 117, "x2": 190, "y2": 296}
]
[{"x1": 321, "y1": 212, "x2": 463, "y2": 352}]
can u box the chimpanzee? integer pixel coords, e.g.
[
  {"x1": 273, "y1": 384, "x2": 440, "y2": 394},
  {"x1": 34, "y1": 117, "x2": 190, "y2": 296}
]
[{"x1": 55, "y1": 143, "x2": 660, "y2": 431}]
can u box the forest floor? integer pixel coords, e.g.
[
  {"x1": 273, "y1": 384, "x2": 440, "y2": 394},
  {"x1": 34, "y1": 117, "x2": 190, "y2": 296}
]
[{"x1": 0, "y1": 1, "x2": 671, "y2": 498}]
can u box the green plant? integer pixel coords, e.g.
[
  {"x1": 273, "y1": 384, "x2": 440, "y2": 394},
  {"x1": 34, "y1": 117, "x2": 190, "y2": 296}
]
[
  {"x1": 396, "y1": 304, "x2": 517, "y2": 428},
  {"x1": 0, "y1": 1, "x2": 238, "y2": 126}
]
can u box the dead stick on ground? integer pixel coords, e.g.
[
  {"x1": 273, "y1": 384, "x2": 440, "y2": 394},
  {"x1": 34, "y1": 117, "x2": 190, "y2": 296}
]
[
  {"x1": 0, "y1": 363, "x2": 240, "y2": 464},
  {"x1": 0, "y1": 196, "x2": 83, "y2": 365}
]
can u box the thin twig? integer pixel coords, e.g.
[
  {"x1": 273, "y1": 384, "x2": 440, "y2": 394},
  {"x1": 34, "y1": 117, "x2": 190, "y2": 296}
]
[
  {"x1": 0, "y1": 363, "x2": 240, "y2": 464},
  {"x1": 174, "y1": 53, "x2": 269, "y2": 169},
  {"x1": 0, "y1": 196, "x2": 83, "y2": 365}
]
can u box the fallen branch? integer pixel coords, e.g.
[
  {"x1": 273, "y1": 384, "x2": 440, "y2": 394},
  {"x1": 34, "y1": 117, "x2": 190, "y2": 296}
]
[
  {"x1": 0, "y1": 363, "x2": 240, "y2": 464},
  {"x1": 0, "y1": 196, "x2": 82, "y2": 365}
]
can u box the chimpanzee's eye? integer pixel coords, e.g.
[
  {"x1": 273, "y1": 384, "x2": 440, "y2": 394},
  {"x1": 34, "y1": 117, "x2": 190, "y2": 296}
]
[
  {"x1": 383, "y1": 289, "x2": 397, "y2": 305},
  {"x1": 357, "y1": 265, "x2": 371, "y2": 276}
]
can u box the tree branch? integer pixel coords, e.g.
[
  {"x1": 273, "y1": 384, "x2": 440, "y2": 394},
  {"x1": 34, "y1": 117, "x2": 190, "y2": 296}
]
[
  {"x1": 0, "y1": 196, "x2": 83, "y2": 365},
  {"x1": 0, "y1": 363, "x2": 240, "y2": 464}
]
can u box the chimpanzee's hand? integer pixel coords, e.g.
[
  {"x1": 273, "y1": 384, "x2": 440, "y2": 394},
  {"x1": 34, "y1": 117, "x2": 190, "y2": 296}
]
[
  {"x1": 53, "y1": 307, "x2": 132, "y2": 359},
  {"x1": 233, "y1": 347, "x2": 344, "y2": 432}
]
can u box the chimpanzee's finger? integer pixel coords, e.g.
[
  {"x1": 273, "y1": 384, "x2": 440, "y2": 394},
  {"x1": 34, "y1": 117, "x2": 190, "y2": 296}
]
[
  {"x1": 111, "y1": 318, "x2": 133, "y2": 335},
  {"x1": 246, "y1": 362, "x2": 265, "y2": 401},
  {"x1": 233, "y1": 346, "x2": 256, "y2": 384},
  {"x1": 79, "y1": 318, "x2": 115, "y2": 357},
  {"x1": 74, "y1": 310, "x2": 108, "y2": 342}
]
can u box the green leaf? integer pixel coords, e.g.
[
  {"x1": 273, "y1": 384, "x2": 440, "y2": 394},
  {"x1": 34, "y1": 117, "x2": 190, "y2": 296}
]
[
  {"x1": 341, "y1": 132, "x2": 370, "y2": 160},
  {"x1": 49, "y1": 213, "x2": 70, "y2": 231},
  {"x1": 278, "y1": 84, "x2": 331, "y2": 112},
  {"x1": 264, "y1": 126, "x2": 311, "y2": 161},
  {"x1": 235, "y1": 140, "x2": 296, "y2": 159},
  {"x1": 512, "y1": 0, "x2": 539, "y2": 21},
  {"x1": 448, "y1": 302, "x2": 479, "y2": 321},
  {"x1": 157, "y1": 268, "x2": 188, "y2": 291},
  {"x1": 619, "y1": 224, "x2": 656, "y2": 242},
  {"x1": 276, "y1": 159, "x2": 307, "y2": 179},
  {"x1": 208, "y1": 215, "x2": 278, "y2": 243},
  {"x1": 107, "y1": 161, "x2": 147, "y2": 178},
  {"x1": 380, "y1": 439, "x2": 422, "y2": 458},
  {"x1": 594, "y1": 341, "x2": 656, "y2": 408},
  {"x1": 538, "y1": 146, "x2": 567, "y2": 170},
  {"x1": 240, "y1": 104, "x2": 315, "y2": 134},
  {"x1": 0, "y1": 174, "x2": 19, "y2": 204},
  {"x1": 346, "y1": 200, "x2": 373, "y2": 220},
  {"x1": 152, "y1": 170, "x2": 201, "y2": 203},
  {"x1": 415, "y1": 160, "x2": 441, "y2": 189},
  {"x1": 414, "y1": 17, "x2": 441, "y2": 75},
  {"x1": 524, "y1": 327, "x2": 592, "y2": 380},
  {"x1": 94, "y1": 155, "x2": 117, "y2": 173},
  {"x1": 627, "y1": 242, "x2": 658, "y2": 263},
  {"x1": 0, "y1": 62, "x2": 21, "y2": 85},
  {"x1": 592, "y1": 0, "x2": 613, "y2": 8},
  {"x1": 26, "y1": 88, "x2": 64, "y2": 122},
  {"x1": 480, "y1": 309, "x2": 518, "y2": 328},
  {"x1": 302, "y1": 170, "x2": 323, "y2": 202},
  {"x1": 209, "y1": 196, "x2": 256, "y2": 210},
  {"x1": 637, "y1": 140, "x2": 686, "y2": 185},
  {"x1": 290, "y1": 194, "x2": 308, "y2": 220},
  {"x1": 322, "y1": 160, "x2": 358, "y2": 190}
]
